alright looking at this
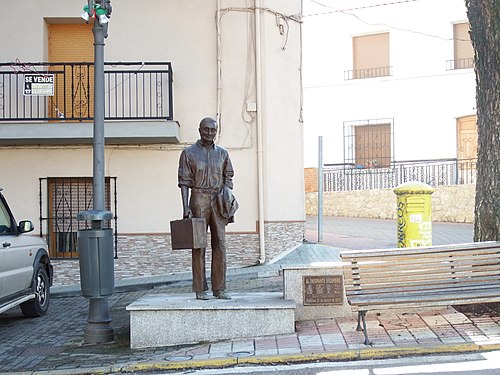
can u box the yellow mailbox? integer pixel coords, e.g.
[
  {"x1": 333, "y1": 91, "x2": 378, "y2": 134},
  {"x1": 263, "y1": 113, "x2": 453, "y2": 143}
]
[{"x1": 394, "y1": 181, "x2": 434, "y2": 248}]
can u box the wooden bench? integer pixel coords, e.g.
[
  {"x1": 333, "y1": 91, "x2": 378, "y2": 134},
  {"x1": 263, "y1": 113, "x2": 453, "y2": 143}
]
[{"x1": 341, "y1": 241, "x2": 500, "y2": 345}]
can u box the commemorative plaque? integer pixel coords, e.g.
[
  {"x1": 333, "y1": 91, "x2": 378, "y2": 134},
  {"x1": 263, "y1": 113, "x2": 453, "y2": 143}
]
[{"x1": 303, "y1": 275, "x2": 343, "y2": 306}]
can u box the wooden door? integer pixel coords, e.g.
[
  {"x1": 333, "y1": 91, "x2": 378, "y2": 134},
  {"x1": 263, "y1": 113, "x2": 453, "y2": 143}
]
[
  {"x1": 457, "y1": 115, "x2": 478, "y2": 160},
  {"x1": 456, "y1": 115, "x2": 477, "y2": 183},
  {"x1": 48, "y1": 23, "x2": 94, "y2": 120}
]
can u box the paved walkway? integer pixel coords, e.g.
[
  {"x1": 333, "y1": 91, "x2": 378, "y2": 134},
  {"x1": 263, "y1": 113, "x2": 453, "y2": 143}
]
[
  {"x1": 305, "y1": 215, "x2": 474, "y2": 249},
  {"x1": 1, "y1": 217, "x2": 499, "y2": 374}
]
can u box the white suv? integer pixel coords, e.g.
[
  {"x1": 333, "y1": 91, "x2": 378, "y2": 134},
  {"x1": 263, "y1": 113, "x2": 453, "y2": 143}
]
[{"x1": 0, "y1": 188, "x2": 53, "y2": 317}]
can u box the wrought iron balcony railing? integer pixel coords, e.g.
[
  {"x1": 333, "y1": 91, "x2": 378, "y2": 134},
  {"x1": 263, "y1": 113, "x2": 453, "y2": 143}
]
[
  {"x1": 0, "y1": 61, "x2": 173, "y2": 122},
  {"x1": 446, "y1": 58, "x2": 474, "y2": 70},
  {"x1": 322, "y1": 158, "x2": 477, "y2": 192},
  {"x1": 344, "y1": 66, "x2": 392, "y2": 80}
]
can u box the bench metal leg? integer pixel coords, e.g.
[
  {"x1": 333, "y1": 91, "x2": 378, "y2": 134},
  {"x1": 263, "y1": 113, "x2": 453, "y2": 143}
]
[
  {"x1": 356, "y1": 311, "x2": 363, "y2": 331},
  {"x1": 357, "y1": 311, "x2": 372, "y2": 346}
]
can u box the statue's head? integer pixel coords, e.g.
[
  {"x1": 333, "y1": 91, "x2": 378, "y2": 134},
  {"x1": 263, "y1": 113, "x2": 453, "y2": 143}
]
[{"x1": 199, "y1": 117, "x2": 218, "y2": 143}]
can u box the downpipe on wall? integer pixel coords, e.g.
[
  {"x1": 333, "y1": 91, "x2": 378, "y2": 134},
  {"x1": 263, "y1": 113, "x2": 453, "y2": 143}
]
[
  {"x1": 255, "y1": 0, "x2": 266, "y2": 264},
  {"x1": 215, "y1": 0, "x2": 266, "y2": 264}
]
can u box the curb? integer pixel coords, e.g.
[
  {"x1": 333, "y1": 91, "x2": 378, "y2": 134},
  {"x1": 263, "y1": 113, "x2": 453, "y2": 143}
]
[
  {"x1": 124, "y1": 342, "x2": 500, "y2": 373},
  {"x1": 32, "y1": 342, "x2": 500, "y2": 375}
]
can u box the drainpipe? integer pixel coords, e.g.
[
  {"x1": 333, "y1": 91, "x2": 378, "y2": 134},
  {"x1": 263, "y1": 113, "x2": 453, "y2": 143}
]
[
  {"x1": 216, "y1": 0, "x2": 222, "y2": 128},
  {"x1": 318, "y1": 136, "x2": 323, "y2": 242},
  {"x1": 255, "y1": 0, "x2": 266, "y2": 264}
]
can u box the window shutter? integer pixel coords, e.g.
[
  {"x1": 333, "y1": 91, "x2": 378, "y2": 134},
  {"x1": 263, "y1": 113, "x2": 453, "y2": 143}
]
[
  {"x1": 453, "y1": 23, "x2": 473, "y2": 61},
  {"x1": 353, "y1": 33, "x2": 390, "y2": 78}
]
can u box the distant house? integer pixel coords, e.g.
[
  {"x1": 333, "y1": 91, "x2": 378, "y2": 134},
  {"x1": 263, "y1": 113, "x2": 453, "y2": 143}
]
[
  {"x1": 303, "y1": 0, "x2": 476, "y2": 170},
  {"x1": 0, "y1": 0, "x2": 305, "y2": 285}
]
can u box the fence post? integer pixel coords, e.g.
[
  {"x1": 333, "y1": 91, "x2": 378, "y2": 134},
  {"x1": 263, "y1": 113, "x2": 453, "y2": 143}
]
[{"x1": 318, "y1": 136, "x2": 323, "y2": 242}]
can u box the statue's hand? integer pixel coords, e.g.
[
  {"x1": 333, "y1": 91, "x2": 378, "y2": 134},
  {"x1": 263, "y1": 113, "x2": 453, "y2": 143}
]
[{"x1": 183, "y1": 207, "x2": 193, "y2": 219}]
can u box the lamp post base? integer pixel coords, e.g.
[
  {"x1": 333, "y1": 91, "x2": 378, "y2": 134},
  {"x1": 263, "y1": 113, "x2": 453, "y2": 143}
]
[{"x1": 84, "y1": 297, "x2": 114, "y2": 344}]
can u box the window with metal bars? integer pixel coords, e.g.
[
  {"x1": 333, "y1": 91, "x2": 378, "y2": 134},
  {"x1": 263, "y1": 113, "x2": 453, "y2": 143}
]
[
  {"x1": 39, "y1": 177, "x2": 117, "y2": 259},
  {"x1": 344, "y1": 119, "x2": 394, "y2": 169}
]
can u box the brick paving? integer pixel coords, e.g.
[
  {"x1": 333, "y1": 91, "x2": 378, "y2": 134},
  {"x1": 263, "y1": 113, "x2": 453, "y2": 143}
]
[
  {"x1": 0, "y1": 218, "x2": 499, "y2": 374},
  {"x1": 1, "y1": 273, "x2": 499, "y2": 373}
]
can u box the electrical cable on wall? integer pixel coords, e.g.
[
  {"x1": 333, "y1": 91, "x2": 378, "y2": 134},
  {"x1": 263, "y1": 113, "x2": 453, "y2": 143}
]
[
  {"x1": 215, "y1": 3, "x2": 302, "y2": 144},
  {"x1": 240, "y1": 0, "x2": 257, "y2": 147}
]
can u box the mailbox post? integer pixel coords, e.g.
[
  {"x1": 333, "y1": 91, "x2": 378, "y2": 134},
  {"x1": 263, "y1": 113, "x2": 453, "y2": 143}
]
[
  {"x1": 394, "y1": 181, "x2": 434, "y2": 248},
  {"x1": 78, "y1": 0, "x2": 114, "y2": 344}
]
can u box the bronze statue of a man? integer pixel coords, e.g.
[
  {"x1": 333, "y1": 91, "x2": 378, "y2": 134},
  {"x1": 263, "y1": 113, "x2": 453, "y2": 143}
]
[{"x1": 177, "y1": 117, "x2": 237, "y2": 300}]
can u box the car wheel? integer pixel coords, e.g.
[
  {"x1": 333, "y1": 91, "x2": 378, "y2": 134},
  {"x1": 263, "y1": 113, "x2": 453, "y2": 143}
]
[{"x1": 20, "y1": 263, "x2": 50, "y2": 317}]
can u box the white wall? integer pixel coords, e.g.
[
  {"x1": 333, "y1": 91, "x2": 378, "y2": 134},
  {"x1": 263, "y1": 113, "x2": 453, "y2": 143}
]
[
  {"x1": 302, "y1": 0, "x2": 476, "y2": 167},
  {"x1": 0, "y1": 0, "x2": 304, "y2": 235}
]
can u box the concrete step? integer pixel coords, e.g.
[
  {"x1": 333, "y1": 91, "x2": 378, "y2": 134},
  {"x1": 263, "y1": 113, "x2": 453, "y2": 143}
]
[{"x1": 126, "y1": 292, "x2": 296, "y2": 349}]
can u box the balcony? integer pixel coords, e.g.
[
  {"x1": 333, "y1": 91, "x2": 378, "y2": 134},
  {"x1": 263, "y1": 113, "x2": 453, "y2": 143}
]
[
  {"x1": 344, "y1": 66, "x2": 392, "y2": 80},
  {"x1": 446, "y1": 58, "x2": 474, "y2": 70},
  {"x1": 0, "y1": 62, "x2": 179, "y2": 145}
]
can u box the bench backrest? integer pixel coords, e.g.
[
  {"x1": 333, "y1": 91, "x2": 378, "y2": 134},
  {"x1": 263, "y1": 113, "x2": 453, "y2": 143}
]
[{"x1": 341, "y1": 241, "x2": 500, "y2": 300}]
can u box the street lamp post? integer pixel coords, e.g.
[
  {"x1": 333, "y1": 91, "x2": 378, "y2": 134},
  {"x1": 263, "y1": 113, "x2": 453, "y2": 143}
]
[{"x1": 77, "y1": 0, "x2": 114, "y2": 345}]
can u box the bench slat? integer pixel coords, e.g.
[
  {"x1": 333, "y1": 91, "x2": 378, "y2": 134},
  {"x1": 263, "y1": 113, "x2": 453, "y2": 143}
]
[
  {"x1": 344, "y1": 253, "x2": 500, "y2": 269},
  {"x1": 344, "y1": 266, "x2": 500, "y2": 280},
  {"x1": 343, "y1": 256, "x2": 500, "y2": 271},
  {"x1": 344, "y1": 268, "x2": 500, "y2": 286},
  {"x1": 342, "y1": 248, "x2": 500, "y2": 261},
  {"x1": 349, "y1": 295, "x2": 500, "y2": 312},
  {"x1": 348, "y1": 287, "x2": 500, "y2": 305},
  {"x1": 346, "y1": 281, "x2": 500, "y2": 298},
  {"x1": 345, "y1": 278, "x2": 500, "y2": 295},
  {"x1": 340, "y1": 241, "x2": 500, "y2": 259}
]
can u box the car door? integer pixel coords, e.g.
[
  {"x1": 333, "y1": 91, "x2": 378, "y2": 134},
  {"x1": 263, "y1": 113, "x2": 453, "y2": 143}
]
[
  {"x1": 0, "y1": 195, "x2": 33, "y2": 298},
  {"x1": 0, "y1": 196, "x2": 13, "y2": 298}
]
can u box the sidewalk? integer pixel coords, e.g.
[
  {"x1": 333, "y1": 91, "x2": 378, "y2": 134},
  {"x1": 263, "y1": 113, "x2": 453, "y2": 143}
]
[{"x1": 1, "y1": 218, "x2": 499, "y2": 374}]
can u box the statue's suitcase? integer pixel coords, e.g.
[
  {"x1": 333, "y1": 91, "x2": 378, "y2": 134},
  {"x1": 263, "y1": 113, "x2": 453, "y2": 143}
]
[{"x1": 170, "y1": 218, "x2": 207, "y2": 249}]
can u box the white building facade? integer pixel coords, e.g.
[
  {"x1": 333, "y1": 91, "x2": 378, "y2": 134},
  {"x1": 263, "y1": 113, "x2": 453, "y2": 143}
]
[
  {"x1": 303, "y1": 0, "x2": 476, "y2": 169},
  {"x1": 0, "y1": 0, "x2": 305, "y2": 285}
]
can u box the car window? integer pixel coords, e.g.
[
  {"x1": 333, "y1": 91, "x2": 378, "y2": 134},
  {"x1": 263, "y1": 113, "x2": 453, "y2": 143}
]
[{"x1": 0, "y1": 199, "x2": 13, "y2": 234}]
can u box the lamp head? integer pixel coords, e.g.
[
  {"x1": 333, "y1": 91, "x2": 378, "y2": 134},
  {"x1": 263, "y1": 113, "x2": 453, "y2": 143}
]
[
  {"x1": 98, "y1": 14, "x2": 109, "y2": 24},
  {"x1": 81, "y1": 10, "x2": 90, "y2": 22},
  {"x1": 80, "y1": 1, "x2": 112, "y2": 25}
]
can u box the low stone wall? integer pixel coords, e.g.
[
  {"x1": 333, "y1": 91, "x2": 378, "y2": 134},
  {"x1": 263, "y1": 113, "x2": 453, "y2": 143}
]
[{"x1": 306, "y1": 184, "x2": 475, "y2": 223}]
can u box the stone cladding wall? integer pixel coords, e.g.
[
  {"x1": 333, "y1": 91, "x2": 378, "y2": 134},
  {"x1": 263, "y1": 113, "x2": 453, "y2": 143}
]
[
  {"x1": 51, "y1": 221, "x2": 304, "y2": 286},
  {"x1": 305, "y1": 184, "x2": 475, "y2": 223},
  {"x1": 264, "y1": 221, "x2": 305, "y2": 261}
]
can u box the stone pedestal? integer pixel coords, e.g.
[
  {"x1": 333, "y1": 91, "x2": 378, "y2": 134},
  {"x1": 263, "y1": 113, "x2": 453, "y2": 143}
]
[
  {"x1": 282, "y1": 263, "x2": 352, "y2": 321},
  {"x1": 126, "y1": 292, "x2": 296, "y2": 349}
]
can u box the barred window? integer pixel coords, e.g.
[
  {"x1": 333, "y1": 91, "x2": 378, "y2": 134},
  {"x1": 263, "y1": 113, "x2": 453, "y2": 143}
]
[
  {"x1": 344, "y1": 119, "x2": 393, "y2": 169},
  {"x1": 45, "y1": 177, "x2": 113, "y2": 259}
]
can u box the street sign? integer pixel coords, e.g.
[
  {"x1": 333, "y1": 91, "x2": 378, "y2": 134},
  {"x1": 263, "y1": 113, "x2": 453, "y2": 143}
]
[{"x1": 24, "y1": 74, "x2": 54, "y2": 96}]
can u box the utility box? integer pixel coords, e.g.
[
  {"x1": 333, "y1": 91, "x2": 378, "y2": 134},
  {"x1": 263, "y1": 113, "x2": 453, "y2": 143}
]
[
  {"x1": 77, "y1": 210, "x2": 114, "y2": 298},
  {"x1": 393, "y1": 181, "x2": 434, "y2": 248},
  {"x1": 78, "y1": 228, "x2": 114, "y2": 297},
  {"x1": 170, "y1": 218, "x2": 207, "y2": 249}
]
